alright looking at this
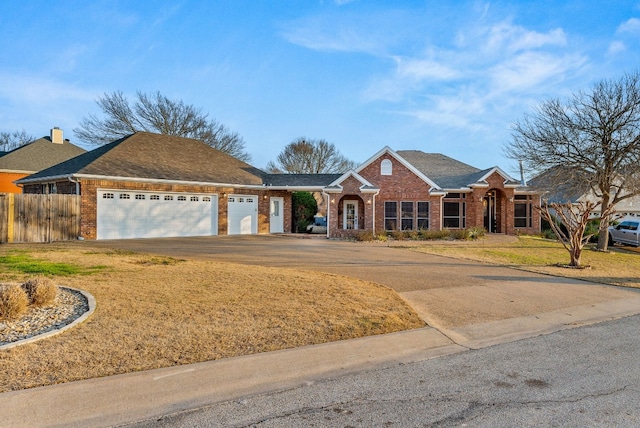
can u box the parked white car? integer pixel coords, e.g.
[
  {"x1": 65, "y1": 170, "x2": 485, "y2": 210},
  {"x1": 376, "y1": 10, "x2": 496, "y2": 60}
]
[{"x1": 609, "y1": 218, "x2": 640, "y2": 246}]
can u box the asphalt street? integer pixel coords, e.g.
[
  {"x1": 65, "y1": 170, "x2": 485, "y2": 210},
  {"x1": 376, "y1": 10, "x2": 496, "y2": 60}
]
[{"x1": 127, "y1": 314, "x2": 640, "y2": 427}]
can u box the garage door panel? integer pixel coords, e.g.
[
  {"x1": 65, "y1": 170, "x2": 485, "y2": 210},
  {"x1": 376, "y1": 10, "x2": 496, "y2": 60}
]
[
  {"x1": 97, "y1": 190, "x2": 218, "y2": 240},
  {"x1": 228, "y1": 195, "x2": 258, "y2": 235}
]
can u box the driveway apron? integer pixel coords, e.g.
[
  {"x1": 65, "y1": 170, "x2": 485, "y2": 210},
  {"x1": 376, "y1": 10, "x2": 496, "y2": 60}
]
[{"x1": 85, "y1": 235, "x2": 640, "y2": 348}]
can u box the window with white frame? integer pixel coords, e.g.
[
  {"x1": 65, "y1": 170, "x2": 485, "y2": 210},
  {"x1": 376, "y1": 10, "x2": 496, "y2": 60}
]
[
  {"x1": 514, "y1": 195, "x2": 533, "y2": 228},
  {"x1": 417, "y1": 201, "x2": 429, "y2": 229},
  {"x1": 385, "y1": 201, "x2": 398, "y2": 230},
  {"x1": 381, "y1": 159, "x2": 392, "y2": 175},
  {"x1": 385, "y1": 200, "x2": 430, "y2": 231},
  {"x1": 443, "y1": 193, "x2": 466, "y2": 228},
  {"x1": 401, "y1": 201, "x2": 414, "y2": 230}
]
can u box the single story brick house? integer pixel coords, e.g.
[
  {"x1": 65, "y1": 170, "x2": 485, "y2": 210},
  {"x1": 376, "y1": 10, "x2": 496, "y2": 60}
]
[
  {"x1": 17, "y1": 132, "x2": 540, "y2": 240},
  {"x1": 321, "y1": 147, "x2": 541, "y2": 239},
  {"x1": 0, "y1": 128, "x2": 86, "y2": 193}
]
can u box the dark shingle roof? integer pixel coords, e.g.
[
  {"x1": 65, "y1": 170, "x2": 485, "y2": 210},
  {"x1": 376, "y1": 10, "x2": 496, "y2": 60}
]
[
  {"x1": 528, "y1": 167, "x2": 586, "y2": 202},
  {"x1": 396, "y1": 150, "x2": 483, "y2": 188},
  {"x1": 263, "y1": 173, "x2": 342, "y2": 187},
  {"x1": 0, "y1": 137, "x2": 86, "y2": 172},
  {"x1": 21, "y1": 132, "x2": 264, "y2": 185},
  {"x1": 396, "y1": 150, "x2": 521, "y2": 189}
]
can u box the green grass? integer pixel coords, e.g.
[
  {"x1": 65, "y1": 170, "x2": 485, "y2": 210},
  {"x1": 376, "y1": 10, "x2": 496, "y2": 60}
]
[{"x1": 0, "y1": 251, "x2": 107, "y2": 276}]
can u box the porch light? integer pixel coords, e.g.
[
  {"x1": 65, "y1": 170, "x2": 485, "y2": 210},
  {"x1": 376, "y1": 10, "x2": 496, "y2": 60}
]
[{"x1": 331, "y1": 198, "x2": 335, "y2": 204}]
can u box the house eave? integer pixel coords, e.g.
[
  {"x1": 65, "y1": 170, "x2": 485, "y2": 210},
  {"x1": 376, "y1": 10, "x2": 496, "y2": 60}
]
[{"x1": 18, "y1": 173, "x2": 270, "y2": 190}]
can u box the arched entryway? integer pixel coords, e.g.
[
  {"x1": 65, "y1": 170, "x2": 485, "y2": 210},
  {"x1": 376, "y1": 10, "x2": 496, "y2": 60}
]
[
  {"x1": 337, "y1": 195, "x2": 365, "y2": 231},
  {"x1": 482, "y1": 189, "x2": 505, "y2": 233}
]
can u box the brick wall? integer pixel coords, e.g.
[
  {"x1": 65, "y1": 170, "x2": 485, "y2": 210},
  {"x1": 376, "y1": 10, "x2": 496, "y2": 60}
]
[
  {"x1": 26, "y1": 179, "x2": 292, "y2": 240},
  {"x1": 360, "y1": 154, "x2": 441, "y2": 233}
]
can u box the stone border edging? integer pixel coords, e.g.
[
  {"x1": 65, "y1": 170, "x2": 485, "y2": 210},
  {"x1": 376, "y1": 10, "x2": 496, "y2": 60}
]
[{"x1": 0, "y1": 287, "x2": 96, "y2": 351}]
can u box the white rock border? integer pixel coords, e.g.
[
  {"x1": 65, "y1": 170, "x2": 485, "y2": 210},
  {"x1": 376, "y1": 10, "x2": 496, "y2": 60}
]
[{"x1": 0, "y1": 287, "x2": 96, "y2": 351}]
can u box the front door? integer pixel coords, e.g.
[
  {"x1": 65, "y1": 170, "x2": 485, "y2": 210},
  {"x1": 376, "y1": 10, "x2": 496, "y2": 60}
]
[
  {"x1": 483, "y1": 191, "x2": 497, "y2": 233},
  {"x1": 344, "y1": 200, "x2": 358, "y2": 230},
  {"x1": 269, "y1": 197, "x2": 284, "y2": 233}
]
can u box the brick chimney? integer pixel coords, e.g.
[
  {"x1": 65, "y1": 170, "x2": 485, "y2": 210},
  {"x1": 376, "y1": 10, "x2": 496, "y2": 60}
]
[{"x1": 51, "y1": 127, "x2": 63, "y2": 144}]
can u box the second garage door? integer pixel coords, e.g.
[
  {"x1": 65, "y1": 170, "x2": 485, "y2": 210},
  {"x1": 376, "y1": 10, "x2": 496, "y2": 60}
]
[
  {"x1": 227, "y1": 194, "x2": 258, "y2": 235},
  {"x1": 97, "y1": 190, "x2": 218, "y2": 239}
]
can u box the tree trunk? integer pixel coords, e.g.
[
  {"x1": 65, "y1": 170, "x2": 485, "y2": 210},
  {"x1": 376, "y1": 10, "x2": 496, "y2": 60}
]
[
  {"x1": 597, "y1": 194, "x2": 611, "y2": 251},
  {"x1": 569, "y1": 246, "x2": 582, "y2": 267}
]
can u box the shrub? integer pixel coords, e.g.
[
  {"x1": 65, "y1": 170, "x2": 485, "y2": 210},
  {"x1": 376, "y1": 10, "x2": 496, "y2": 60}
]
[
  {"x1": 448, "y1": 229, "x2": 469, "y2": 240},
  {"x1": 376, "y1": 233, "x2": 388, "y2": 242},
  {"x1": 355, "y1": 231, "x2": 376, "y2": 242},
  {"x1": 542, "y1": 228, "x2": 556, "y2": 240},
  {"x1": 21, "y1": 276, "x2": 58, "y2": 307},
  {"x1": 418, "y1": 229, "x2": 449, "y2": 240},
  {"x1": 390, "y1": 230, "x2": 406, "y2": 241},
  {"x1": 467, "y1": 226, "x2": 486, "y2": 240},
  {"x1": 0, "y1": 284, "x2": 28, "y2": 320},
  {"x1": 292, "y1": 192, "x2": 318, "y2": 233}
]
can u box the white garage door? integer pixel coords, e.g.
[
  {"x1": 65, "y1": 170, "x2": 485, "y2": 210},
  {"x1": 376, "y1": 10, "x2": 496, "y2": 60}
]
[
  {"x1": 97, "y1": 190, "x2": 218, "y2": 240},
  {"x1": 227, "y1": 195, "x2": 258, "y2": 235}
]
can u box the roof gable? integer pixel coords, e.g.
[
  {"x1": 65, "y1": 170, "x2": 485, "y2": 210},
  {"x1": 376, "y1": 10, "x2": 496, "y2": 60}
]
[
  {"x1": 356, "y1": 146, "x2": 442, "y2": 190},
  {"x1": 0, "y1": 137, "x2": 86, "y2": 173},
  {"x1": 470, "y1": 167, "x2": 521, "y2": 188},
  {"x1": 325, "y1": 170, "x2": 379, "y2": 193},
  {"x1": 19, "y1": 132, "x2": 264, "y2": 186}
]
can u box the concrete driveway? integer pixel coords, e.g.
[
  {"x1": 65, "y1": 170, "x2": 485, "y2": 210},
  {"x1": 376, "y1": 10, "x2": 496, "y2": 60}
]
[
  {"x1": 4, "y1": 234, "x2": 640, "y2": 428},
  {"x1": 86, "y1": 234, "x2": 640, "y2": 348}
]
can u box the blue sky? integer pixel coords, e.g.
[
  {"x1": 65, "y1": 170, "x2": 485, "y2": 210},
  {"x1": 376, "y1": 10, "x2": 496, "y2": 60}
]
[{"x1": 1, "y1": 1, "x2": 639, "y2": 177}]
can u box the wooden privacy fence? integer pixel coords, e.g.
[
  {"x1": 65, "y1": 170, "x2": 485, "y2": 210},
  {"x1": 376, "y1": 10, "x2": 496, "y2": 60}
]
[{"x1": 0, "y1": 194, "x2": 81, "y2": 243}]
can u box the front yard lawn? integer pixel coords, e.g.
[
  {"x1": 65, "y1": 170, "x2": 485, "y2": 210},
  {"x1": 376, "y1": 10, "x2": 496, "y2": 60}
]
[
  {"x1": 0, "y1": 244, "x2": 423, "y2": 392},
  {"x1": 412, "y1": 235, "x2": 640, "y2": 289}
]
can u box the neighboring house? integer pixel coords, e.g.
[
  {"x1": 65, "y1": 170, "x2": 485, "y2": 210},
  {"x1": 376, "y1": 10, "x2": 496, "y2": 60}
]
[
  {"x1": 0, "y1": 128, "x2": 86, "y2": 193},
  {"x1": 17, "y1": 133, "x2": 541, "y2": 240},
  {"x1": 320, "y1": 147, "x2": 540, "y2": 238},
  {"x1": 530, "y1": 168, "x2": 640, "y2": 220},
  {"x1": 18, "y1": 132, "x2": 294, "y2": 240}
]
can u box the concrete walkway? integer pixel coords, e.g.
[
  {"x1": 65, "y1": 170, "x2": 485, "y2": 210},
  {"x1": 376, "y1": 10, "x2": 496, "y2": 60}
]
[{"x1": 2, "y1": 235, "x2": 640, "y2": 427}]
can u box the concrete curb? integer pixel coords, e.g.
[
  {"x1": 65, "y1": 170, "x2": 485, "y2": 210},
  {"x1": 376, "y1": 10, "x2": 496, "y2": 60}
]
[
  {"x1": 0, "y1": 286, "x2": 96, "y2": 351},
  {"x1": 0, "y1": 327, "x2": 463, "y2": 428}
]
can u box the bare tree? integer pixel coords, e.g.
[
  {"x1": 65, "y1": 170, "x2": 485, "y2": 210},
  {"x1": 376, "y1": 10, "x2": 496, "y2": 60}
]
[
  {"x1": 0, "y1": 130, "x2": 34, "y2": 152},
  {"x1": 506, "y1": 71, "x2": 640, "y2": 251},
  {"x1": 266, "y1": 137, "x2": 357, "y2": 173},
  {"x1": 538, "y1": 200, "x2": 614, "y2": 267},
  {"x1": 74, "y1": 91, "x2": 251, "y2": 162}
]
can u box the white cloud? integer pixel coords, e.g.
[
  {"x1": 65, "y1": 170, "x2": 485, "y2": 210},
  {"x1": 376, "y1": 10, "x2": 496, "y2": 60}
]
[
  {"x1": 393, "y1": 56, "x2": 461, "y2": 81},
  {"x1": 483, "y1": 22, "x2": 567, "y2": 55},
  {"x1": 0, "y1": 72, "x2": 96, "y2": 105},
  {"x1": 282, "y1": 22, "x2": 381, "y2": 53},
  {"x1": 608, "y1": 40, "x2": 626, "y2": 55},
  {"x1": 616, "y1": 17, "x2": 640, "y2": 34},
  {"x1": 489, "y1": 51, "x2": 587, "y2": 94}
]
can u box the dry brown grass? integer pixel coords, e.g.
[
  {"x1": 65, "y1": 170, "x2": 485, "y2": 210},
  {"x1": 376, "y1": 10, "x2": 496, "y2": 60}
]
[
  {"x1": 0, "y1": 244, "x2": 423, "y2": 392},
  {"x1": 413, "y1": 235, "x2": 640, "y2": 288}
]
